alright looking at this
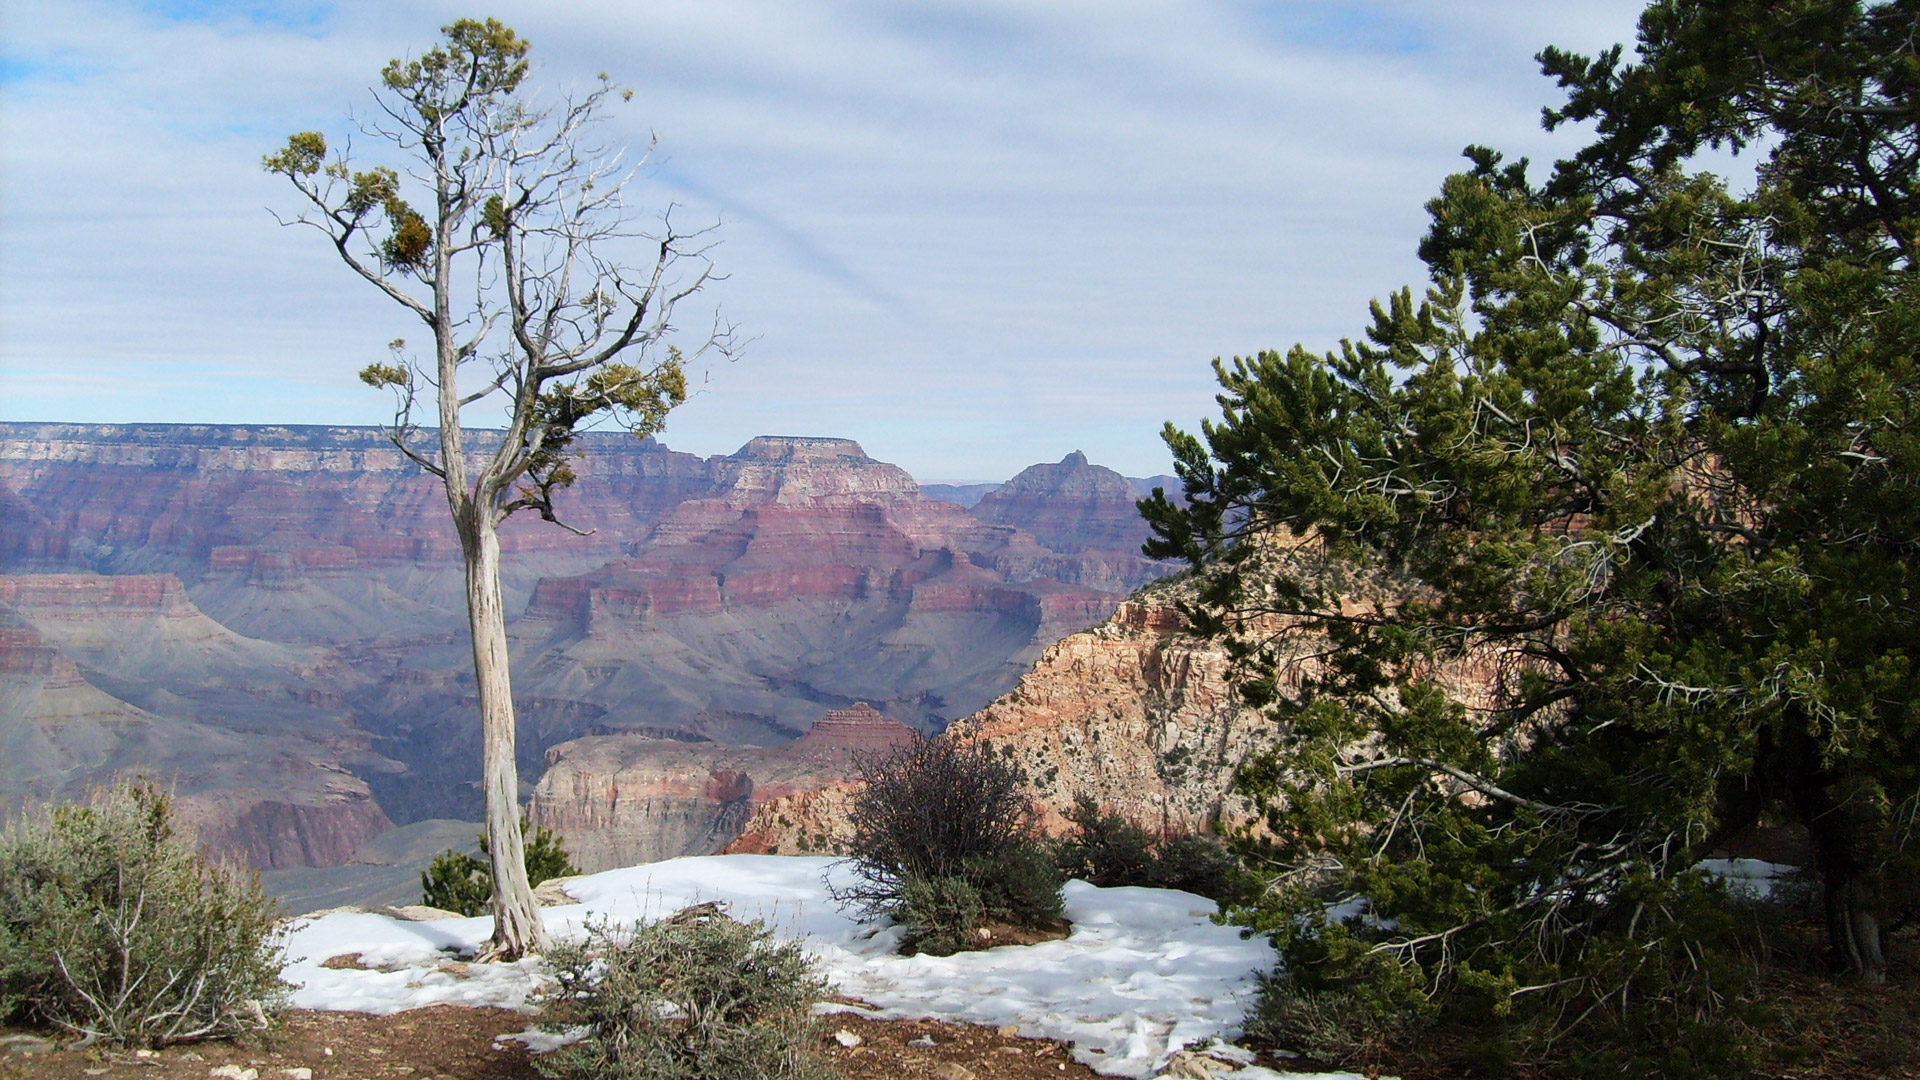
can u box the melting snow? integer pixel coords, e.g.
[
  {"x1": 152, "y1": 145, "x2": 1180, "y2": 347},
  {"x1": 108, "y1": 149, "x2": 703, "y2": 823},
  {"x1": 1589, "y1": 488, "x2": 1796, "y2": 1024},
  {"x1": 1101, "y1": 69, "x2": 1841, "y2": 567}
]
[{"x1": 282, "y1": 853, "x2": 1378, "y2": 1079}]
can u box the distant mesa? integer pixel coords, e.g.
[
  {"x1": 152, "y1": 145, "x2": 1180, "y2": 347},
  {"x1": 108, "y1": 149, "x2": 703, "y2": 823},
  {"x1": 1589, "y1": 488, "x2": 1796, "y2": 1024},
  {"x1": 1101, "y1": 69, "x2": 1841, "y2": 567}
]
[
  {"x1": 788, "y1": 702, "x2": 919, "y2": 762},
  {"x1": 731, "y1": 436, "x2": 872, "y2": 463},
  {"x1": 919, "y1": 481, "x2": 999, "y2": 509}
]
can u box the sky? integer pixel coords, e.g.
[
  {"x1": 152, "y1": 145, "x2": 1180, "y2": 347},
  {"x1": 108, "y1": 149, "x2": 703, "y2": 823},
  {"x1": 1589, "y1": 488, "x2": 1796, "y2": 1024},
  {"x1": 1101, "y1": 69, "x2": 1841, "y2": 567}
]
[{"x1": 0, "y1": 1, "x2": 1653, "y2": 482}]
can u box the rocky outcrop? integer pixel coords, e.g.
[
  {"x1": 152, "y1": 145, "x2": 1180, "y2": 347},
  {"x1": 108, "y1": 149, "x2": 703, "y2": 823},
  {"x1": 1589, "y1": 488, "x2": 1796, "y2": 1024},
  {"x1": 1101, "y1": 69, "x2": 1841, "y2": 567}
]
[
  {"x1": 530, "y1": 702, "x2": 917, "y2": 871},
  {"x1": 945, "y1": 601, "x2": 1265, "y2": 835},
  {"x1": 727, "y1": 601, "x2": 1269, "y2": 854}
]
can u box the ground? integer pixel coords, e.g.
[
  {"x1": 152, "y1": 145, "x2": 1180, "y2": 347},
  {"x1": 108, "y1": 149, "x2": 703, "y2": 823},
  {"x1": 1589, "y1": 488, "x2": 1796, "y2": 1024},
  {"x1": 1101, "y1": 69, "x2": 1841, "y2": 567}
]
[
  {"x1": 0, "y1": 1008, "x2": 1237, "y2": 1080},
  {"x1": 4, "y1": 968, "x2": 1917, "y2": 1080}
]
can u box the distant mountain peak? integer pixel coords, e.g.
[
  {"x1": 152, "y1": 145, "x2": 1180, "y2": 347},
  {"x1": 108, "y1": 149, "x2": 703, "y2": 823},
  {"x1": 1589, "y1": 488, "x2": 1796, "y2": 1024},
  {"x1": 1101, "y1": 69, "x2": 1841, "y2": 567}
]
[{"x1": 1061, "y1": 450, "x2": 1088, "y2": 466}]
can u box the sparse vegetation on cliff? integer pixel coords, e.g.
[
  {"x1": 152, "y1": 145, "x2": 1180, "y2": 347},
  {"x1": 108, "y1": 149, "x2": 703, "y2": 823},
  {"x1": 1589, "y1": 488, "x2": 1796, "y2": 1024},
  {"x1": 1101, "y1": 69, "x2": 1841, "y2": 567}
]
[{"x1": 0, "y1": 781, "x2": 286, "y2": 1046}]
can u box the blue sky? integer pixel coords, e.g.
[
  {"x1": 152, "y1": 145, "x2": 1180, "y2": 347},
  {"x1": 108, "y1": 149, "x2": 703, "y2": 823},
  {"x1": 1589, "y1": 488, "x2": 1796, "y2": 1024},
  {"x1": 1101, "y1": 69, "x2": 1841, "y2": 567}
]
[{"x1": 0, "y1": 1, "x2": 1649, "y2": 481}]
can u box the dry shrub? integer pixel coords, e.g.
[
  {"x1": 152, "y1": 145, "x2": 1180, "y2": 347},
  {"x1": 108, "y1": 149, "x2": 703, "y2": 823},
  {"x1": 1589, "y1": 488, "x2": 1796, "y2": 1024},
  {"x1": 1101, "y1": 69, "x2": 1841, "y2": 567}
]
[
  {"x1": 538, "y1": 903, "x2": 832, "y2": 1080},
  {"x1": 833, "y1": 738, "x2": 1063, "y2": 955}
]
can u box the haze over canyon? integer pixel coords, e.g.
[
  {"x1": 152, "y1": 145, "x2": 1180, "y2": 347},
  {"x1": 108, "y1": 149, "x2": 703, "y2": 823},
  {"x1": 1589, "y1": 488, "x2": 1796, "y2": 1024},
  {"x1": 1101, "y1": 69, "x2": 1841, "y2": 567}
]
[{"x1": 0, "y1": 422, "x2": 1182, "y2": 878}]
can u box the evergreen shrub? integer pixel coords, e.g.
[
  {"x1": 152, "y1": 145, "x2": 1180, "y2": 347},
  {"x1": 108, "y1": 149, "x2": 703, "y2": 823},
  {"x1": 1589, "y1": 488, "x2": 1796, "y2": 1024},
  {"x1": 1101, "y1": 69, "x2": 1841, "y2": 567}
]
[
  {"x1": 421, "y1": 812, "x2": 579, "y2": 916},
  {"x1": 1052, "y1": 796, "x2": 1239, "y2": 902},
  {"x1": 0, "y1": 781, "x2": 286, "y2": 1045}
]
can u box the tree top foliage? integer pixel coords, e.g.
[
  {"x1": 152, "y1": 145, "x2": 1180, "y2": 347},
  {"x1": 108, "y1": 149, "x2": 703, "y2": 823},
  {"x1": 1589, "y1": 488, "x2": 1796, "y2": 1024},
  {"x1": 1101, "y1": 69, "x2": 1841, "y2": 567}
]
[{"x1": 263, "y1": 17, "x2": 724, "y2": 532}]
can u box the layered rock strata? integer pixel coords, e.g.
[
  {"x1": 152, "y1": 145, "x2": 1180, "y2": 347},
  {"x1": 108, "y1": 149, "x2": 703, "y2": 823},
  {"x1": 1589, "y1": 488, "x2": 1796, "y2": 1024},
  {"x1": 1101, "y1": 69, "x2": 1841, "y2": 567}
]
[
  {"x1": 531, "y1": 702, "x2": 917, "y2": 871},
  {"x1": 726, "y1": 601, "x2": 1269, "y2": 854},
  {"x1": 0, "y1": 423, "x2": 1177, "y2": 860},
  {"x1": 0, "y1": 573, "x2": 391, "y2": 868}
]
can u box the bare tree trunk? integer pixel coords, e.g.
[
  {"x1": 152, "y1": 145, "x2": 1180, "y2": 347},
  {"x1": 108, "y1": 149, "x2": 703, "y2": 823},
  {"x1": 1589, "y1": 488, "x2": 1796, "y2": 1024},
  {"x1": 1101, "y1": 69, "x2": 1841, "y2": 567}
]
[
  {"x1": 1827, "y1": 878, "x2": 1887, "y2": 986},
  {"x1": 1794, "y1": 744, "x2": 1887, "y2": 984},
  {"x1": 460, "y1": 507, "x2": 548, "y2": 956}
]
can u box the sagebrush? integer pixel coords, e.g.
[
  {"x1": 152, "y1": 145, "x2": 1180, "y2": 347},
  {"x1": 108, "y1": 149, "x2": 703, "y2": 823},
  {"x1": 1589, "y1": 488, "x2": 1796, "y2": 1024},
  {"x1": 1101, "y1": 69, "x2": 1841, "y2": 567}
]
[
  {"x1": 0, "y1": 781, "x2": 286, "y2": 1045},
  {"x1": 538, "y1": 903, "x2": 832, "y2": 1080}
]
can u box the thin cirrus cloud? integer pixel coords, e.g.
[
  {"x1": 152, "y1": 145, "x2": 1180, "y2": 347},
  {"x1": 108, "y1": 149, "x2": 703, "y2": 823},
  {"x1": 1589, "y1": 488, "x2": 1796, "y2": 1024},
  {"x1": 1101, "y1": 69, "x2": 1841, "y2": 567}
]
[{"x1": 0, "y1": 0, "x2": 1650, "y2": 481}]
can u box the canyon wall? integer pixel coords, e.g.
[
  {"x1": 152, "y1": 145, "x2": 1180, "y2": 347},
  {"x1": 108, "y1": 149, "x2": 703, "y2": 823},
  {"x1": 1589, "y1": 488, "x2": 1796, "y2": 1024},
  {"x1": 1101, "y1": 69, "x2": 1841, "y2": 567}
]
[
  {"x1": 0, "y1": 423, "x2": 1176, "y2": 866},
  {"x1": 0, "y1": 573, "x2": 391, "y2": 868},
  {"x1": 531, "y1": 702, "x2": 917, "y2": 871},
  {"x1": 727, "y1": 599, "x2": 1271, "y2": 855}
]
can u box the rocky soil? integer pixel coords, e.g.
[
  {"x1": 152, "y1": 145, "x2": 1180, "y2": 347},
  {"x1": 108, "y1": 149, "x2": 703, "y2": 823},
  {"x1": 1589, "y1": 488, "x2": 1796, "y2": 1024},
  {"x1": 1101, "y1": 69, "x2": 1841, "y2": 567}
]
[{"x1": 0, "y1": 1008, "x2": 1142, "y2": 1080}]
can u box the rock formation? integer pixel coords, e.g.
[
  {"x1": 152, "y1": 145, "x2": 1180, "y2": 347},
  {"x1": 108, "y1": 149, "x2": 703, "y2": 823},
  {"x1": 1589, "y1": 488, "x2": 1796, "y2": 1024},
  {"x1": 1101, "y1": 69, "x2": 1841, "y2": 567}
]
[
  {"x1": 972, "y1": 451, "x2": 1153, "y2": 554},
  {"x1": 531, "y1": 702, "x2": 917, "y2": 871},
  {"x1": 726, "y1": 600, "x2": 1270, "y2": 854},
  {"x1": 0, "y1": 573, "x2": 392, "y2": 868},
  {"x1": 0, "y1": 423, "x2": 1177, "y2": 863}
]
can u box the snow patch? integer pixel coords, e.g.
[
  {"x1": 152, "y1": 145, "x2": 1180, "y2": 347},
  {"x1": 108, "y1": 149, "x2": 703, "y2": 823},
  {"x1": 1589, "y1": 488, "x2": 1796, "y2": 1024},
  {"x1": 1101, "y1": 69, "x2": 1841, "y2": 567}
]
[{"x1": 282, "y1": 854, "x2": 1356, "y2": 1078}]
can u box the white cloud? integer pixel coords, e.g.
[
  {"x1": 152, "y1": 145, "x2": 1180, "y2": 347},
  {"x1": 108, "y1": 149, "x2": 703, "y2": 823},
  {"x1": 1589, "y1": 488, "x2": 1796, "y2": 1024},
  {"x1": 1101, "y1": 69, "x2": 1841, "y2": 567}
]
[{"x1": 0, "y1": 0, "x2": 1650, "y2": 480}]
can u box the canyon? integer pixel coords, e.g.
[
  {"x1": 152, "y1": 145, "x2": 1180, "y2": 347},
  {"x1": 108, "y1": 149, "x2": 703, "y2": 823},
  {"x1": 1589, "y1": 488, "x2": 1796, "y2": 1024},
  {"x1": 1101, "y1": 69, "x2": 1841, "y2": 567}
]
[{"x1": 0, "y1": 423, "x2": 1177, "y2": 870}]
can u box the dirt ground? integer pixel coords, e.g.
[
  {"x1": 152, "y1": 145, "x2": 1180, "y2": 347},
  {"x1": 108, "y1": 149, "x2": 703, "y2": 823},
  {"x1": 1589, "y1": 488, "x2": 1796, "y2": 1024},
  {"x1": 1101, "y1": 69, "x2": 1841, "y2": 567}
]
[
  {"x1": 4, "y1": 948, "x2": 1913, "y2": 1080},
  {"x1": 0, "y1": 1006, "x2": 1295, "y2": 1080}
]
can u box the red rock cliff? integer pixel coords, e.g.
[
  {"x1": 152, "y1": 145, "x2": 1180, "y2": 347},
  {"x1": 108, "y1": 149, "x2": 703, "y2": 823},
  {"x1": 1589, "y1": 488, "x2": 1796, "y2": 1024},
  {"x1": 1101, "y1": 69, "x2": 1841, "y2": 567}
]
[{"x1": 727, "y1": 601, "x2": 1269, "y2": 854}]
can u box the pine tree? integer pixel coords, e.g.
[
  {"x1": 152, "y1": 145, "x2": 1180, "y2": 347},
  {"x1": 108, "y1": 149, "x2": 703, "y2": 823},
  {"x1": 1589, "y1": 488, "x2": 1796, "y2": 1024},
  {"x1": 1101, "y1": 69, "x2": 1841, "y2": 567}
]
[{"x1": 1142, "y1": 0, "x2": 1920, "y2": 1068}]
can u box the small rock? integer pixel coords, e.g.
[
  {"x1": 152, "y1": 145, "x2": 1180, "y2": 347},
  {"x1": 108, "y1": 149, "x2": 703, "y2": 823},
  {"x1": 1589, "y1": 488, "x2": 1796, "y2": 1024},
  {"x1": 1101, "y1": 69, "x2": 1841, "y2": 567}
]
[
  {"x1": 934, "y1": 1065, "x2": 976, "y2": 1080},
  {"x1": 385, "y1": 904, "x2": 465, "y2": 922},
  {"x1": 84, "y1": 1069, "x2": 109, "y2": 1076},
  {"x1": 322, "y1": 1048, "x2": 332, "y2": 1056},
  {"x1": 996, "y1": 1025, "x2": 1019, "y2": 1037},
  {"x1": 209, "y1": 1067, "x2": 258, "y2": 1080},
  {"x1": 907, "y1": 1035, "x2": 936, "y2": 1047},
  {"x1": 135, "y1": 1050, "x2": 159, "y2": 1058},
  {"x1": 279, "y1": 1070, "x2": 313, "y2": 1080},
  {"x1": 833, "y1": 1029, "x2": 862, "y2": 1048},
  {"x1": 997, "y1": 1045, "x2": 1026, "y2": 1055},
  {"x1": 179, "y1": 1052, "x2": 204, "y2": 1061},
  {"x1": 1160, "y1": 1050, "x2": 1231, "y2": 1078},
  {"x1": 532, "y1": 875, "x2": 583, "y2": 906}
]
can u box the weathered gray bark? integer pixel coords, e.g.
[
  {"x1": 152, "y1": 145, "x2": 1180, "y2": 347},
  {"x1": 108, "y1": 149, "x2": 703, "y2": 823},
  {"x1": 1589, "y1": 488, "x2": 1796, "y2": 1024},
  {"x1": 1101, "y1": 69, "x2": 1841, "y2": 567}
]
[
  {"x1": 459, "y1": 507, "x2": 548, "y2": 955},
  {"x1": 432, "y1": 241, "x2": 545, "y2": 957}
]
